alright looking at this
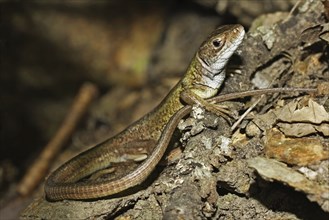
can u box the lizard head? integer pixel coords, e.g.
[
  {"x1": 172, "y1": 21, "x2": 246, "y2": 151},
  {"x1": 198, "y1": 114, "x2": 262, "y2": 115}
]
[{"x1": 197, "y1": 24, "x2": 245, "y2": 74}]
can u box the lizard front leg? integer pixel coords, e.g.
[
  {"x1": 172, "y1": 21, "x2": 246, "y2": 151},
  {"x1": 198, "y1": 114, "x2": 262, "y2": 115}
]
[{"x1": 180, "y1": 89, "x2": 233, "y2": 121}]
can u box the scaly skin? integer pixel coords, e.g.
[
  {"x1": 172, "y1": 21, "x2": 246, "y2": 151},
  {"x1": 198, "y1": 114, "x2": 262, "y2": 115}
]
[{"x1": 45, "y1": 24, "x2": 245, "y2": 201}]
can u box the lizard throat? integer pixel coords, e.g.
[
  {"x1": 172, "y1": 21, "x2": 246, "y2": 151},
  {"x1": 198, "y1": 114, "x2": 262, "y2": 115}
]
[
  {"x1": 197, "y1": 54, "x2": 219, "y2": 76},
  {"x1": 196, "y1": 55, "x2": 226, "y2": 90},
  {"x1": 199, "y1": 71, "x2": 226, "y2": 90}
]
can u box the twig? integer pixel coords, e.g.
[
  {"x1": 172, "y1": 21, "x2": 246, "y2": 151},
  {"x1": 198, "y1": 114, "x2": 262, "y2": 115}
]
[
  {"x1": 289, "y1": 0, "x2": 301, "y2": 17},
  {"x1": 209, "y1": 87, "x2": 317, "y2": 103},
  {"x1": 211, "y1": 87, "x2": 317, "y2": 130},
  {"x1": 231, "y1": 94, "x2": 264, "y2": 131},
  {"x1": 17, "y1": 82, "x2": 98, "y2": 196}
]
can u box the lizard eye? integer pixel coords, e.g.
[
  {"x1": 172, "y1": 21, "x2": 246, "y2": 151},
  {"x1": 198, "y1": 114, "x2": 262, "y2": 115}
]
[{"x1": 212, "y1": 39, "x2": 222, "y2": 48}]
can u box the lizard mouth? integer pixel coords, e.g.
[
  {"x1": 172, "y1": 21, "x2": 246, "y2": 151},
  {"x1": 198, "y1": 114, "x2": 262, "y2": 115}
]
[{"x1": 229, "y1": 25, "x2": 245, "y2": 50}]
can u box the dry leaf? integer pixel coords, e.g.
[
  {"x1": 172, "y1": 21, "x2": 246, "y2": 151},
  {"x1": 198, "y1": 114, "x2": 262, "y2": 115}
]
[
  {"x1": 278, "y1": 99, "x2": 329, "y2": 124},
  {"x1": 278, "y1": 122, "x2": 329, "y2": 137}
]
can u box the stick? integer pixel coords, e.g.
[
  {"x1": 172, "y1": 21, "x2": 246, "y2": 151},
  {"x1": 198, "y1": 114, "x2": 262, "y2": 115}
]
[{"x1": 17, "y1": 82, "x2": 98, "y2": 196}]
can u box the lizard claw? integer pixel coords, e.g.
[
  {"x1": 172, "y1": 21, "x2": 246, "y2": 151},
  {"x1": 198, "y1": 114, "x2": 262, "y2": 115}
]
[{"x1": 204, "y1": 103, "x2": 237, "y2": 121}]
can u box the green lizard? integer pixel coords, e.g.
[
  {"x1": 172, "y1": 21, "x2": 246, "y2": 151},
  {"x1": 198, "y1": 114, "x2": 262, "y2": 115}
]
[
  {"x1": 45, "y1": 24, "x2": 245, "y2": 200},
  {"x1": 45, "y1": 24, "x2": 318, "y2": 201}
]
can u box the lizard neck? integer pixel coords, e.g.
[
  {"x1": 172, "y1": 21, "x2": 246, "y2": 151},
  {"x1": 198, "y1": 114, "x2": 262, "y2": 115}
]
[
  {"x1": 182, "y1": 56, "x2": 226, "y2": 99},
  {"x1": 196, "y1": 54, "x2": 226, "y2": 90}
]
